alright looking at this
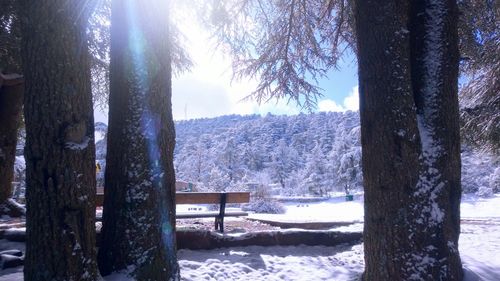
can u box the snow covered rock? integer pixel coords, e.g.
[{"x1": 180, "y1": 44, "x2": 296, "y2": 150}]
[
  {"x1": 0, "y1": 249, "x2": 22, "y2": 257},
  {"x1": 0, "y1": 253, "x2": 23, "y2": 269},
  {"x1": 2, "y1": 228, "x2": 25, "y2": 242},
  {"x1": 177, "y1": 229, "x2": 362, "y2": 250}
]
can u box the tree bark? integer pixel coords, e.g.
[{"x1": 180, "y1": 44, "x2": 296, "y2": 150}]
[
  {"x1": 97, "y1": 0, "x2": 179, "y2": 280},
  {"x1": 355, "y1": 0, "x2": 462, "y2": 280},
  {"x1": 0, "y1": 74, "x2": 23, "y2": 209},
  {"x1": 1, "y1": 0, "x2": 25, "y2": 217},
  {"x1": 19, "y1": 1, "x2": 98, "y2": 280}
]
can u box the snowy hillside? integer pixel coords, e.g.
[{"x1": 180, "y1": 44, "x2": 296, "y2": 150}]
[
  {"x1": 173, "y1": 112, "x2": 498, "y2": 196},
  {"x1": 174, "y1": 112, "x2": 362, "y2": 196},
  {"x1": 13, "y1": 112, "x2": 499, "y2": 199}
]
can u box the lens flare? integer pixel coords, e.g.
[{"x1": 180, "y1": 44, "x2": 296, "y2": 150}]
[{"x1": 124, "y1": 0, "x2": 176, "y2": 266}]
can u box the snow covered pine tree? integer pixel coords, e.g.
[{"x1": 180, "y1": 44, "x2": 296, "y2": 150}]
[
  {"x1": 19, "y1": 0, "x2": 99, "y2": 280},
  {"x1": 97, "y1": 0, "x2": 180, "y2": 280},
  {"x1": 356, "y1": 0, "x2": 463, "y2": 280}
]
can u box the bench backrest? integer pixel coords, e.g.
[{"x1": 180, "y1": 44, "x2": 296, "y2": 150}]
[
  {"x1": 95, "y1": 190, "x2": 250, "y2": 207},
  {"x1": 176, "y1": 192, "x2": 250, "y2": 204}
]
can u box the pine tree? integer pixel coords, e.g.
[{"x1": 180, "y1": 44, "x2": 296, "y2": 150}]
[
  {"x1": 268, "y1": 140, "x2": 299, "y2": 190},
  {"x1": 19, "y1": 0, "x2": 99, "y2": 279},
  {"x1": 204, "y1": 0, "x2": 464, "y2": 279},
  {"x1": 356, "y1": 0, "x2": 462, "y2": 279},
  {"x1": 0, "y1": 73, "x2": 24, "y2": 216},
  {"x1": 0, "y1": 1, "x2": 24, "y2": 216},
  {"x1": 97, "y1": 0, "x2": 179, "y2": 279}
]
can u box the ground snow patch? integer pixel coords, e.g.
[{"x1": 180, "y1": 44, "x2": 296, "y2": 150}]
[
  {"x1": 178, "y1": 244, "x2": 364, "y2": 281},
  {"x1": 1, "y1": 196, "x2": 499, "y2": 280},
  {"x1": 249, "y1": 199, "x2": 364, "y2": 223}
]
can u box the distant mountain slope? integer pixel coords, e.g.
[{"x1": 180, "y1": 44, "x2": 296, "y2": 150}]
[
  {"x1": 174, "y1": 112, "x2": 498, "y2": 196},
  {"x1": 175, "y1": 111, "x2": 362, "y2": 195},
  {"x1": 11, "y1": 112, "x2": 498, "y2": 201}
]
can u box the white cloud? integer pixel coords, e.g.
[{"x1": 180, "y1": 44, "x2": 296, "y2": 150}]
[
  {"x1": 172, "y1": 18, "x2": 306, "y2": 120},
  {"x1": 172, "y1": 76, "x2": 233, "y2": 120},
  {"x1": 318, "y1": 99, "x2": 345, "y2": 112},
  {"x1": 317, "y1": 85, "x2": 359, "y2": 113},
  {"x1": 95, "y1": 18, "x2": 357, "y2": 123},
  {"x1": 171, "y1": 20, "x2": 261, "y2": 120},
  {"x1": 343, "y1": 85, "x2": 359, "y2": 111}
]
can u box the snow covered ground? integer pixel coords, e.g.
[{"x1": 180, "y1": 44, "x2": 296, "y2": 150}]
[
  {"x1": 177, "y1": 195, "x2": 500, "y2": 281},
  {"x1": 249, "y1": 196, "x2": 364, "y2": 223},
  {"x1": 1, "y1": 195, "x2": 499, "y2": 280},
  {"x1": 178, "y1": 243, "x2": 364, "y2": 281}
]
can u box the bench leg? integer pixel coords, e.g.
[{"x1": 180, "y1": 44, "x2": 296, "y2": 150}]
[
  {"x1": 215, "y1": 193, "x2": 227, "y2": 233},
  {"x1": 215, "y1": 216, "x2": 224, "y2": 233}
]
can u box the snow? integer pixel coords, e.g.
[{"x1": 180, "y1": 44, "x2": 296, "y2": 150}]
[
  {"x1": 1, "y1": 196, "x2": 499, "y2": 280},
  {"x1": 461, "y1": 194, "x2": 500, "y2": 219},
  {"x1": 178, "y1": 244, "x2": 364, "y2": 281},
  {"x1": 401, "y1": 2, "x2": 457, "y2": 277},
  {"x1": 0, "y1": 267, "x2": 22, "y2": 281},
  {"x1": 249, "y1": 197, "x2": 364, "y2": 223},
  {"x1": 94, "y1": 131, "x2": 106, "y2": 144},
  {"x1": 175, "y1": 196, "x2": 499, "y2": 281},
  {"x1": 65, "y1": 136, "x2": 91, "y2": 150},
  {"x1": 461, "y1": 222, "x2": 500, "y2": 280}
]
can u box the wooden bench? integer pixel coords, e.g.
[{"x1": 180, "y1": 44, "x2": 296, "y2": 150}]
[{"x1": 96, "y1": 188, "x2": 250, "y2": 233}]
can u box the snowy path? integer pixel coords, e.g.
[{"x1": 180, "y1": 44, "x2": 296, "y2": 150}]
[
  {"x1": 178, "y1": 196, "x2": 500, "y2": 281},
  {"x1": 176, "y1": 221, "x2": 500, "y2": 281},
  {"x1": 461, "y1": 221, "x2": 500, "y2": 280},
  {"x1": 1, "y1": 196, "x2": 499, "y2": 280},
  {"x1": 178, "y1": 244, "x2": 364, "y2": 281}
]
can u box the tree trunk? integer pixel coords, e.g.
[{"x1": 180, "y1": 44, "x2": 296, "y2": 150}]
[
  {"x1": 1, "y1": 0, "x2": 25, "y2": 217},
  {"x1": 19, "y1": 1, "x2": 98, "y2": 280},
  {"x1": 355, "y1": 0, "x2": 462, "y2": 280},
  {"x1": 97, "y1": 0, "x2": 179, "y2": 280},
  {"x1": 0, "y1": 74, "x2": 23, "y2": 210}
]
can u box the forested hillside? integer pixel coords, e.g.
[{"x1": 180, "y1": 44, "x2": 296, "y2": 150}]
[
  {"x1": 172, "y1": 111, "x2": 499, "y2": 196},
  {"x1": 174, "y1": 111, "x2": 362, "y2": 196},
  {"x1": 15, "y1": 111, "x2": 498, "y2": 199}
]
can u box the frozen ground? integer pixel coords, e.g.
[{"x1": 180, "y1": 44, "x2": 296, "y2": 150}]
[
  {"x1": 178, "y1": 243, "x2": 364, "y2": 281},
  {"x1": 1, "y1": 195, "x2": 499, "y2": 280},
  {"x1": 176, "y1": 195, "x2": 500, "y2": 281},
  {"x1": 249, "y1": 196, "x2": 364, "y2": 223}
]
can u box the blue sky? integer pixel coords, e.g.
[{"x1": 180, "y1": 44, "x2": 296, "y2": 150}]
[
  {"x1": 318, "y1": 55, "x2": 358, "y2": 106},
  {"x1": 94, "y1": 20, "x2": 359, "y2": 123},
  {"x1": 168, "y1": 22, "x2": 359, "y2": 121}
]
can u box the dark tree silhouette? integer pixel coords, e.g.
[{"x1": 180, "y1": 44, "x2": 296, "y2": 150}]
[
  {"x1": 203, "y1": 0, "x2": 463, "y2": 279},
  {"x1": 19, "y1": 0, "x2": 99, "y2": 280},
  {"x1": 0, "y1": 73, "x2": 24, "y2": 217},
  {"x1": 97, "y1": 0, "x2": 179, "y2": 279},
  {"x1": 356, "y1": 0, "x2": 462, "y2": 279}
]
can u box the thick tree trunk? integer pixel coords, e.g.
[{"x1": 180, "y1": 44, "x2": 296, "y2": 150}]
[
  {"x1": 97, "y1": 0, "x2": 179, "y2": 280},
  {"x1": 1, "y1": 0, "x2": 24, "y2": 217},
  {"x1": 355, "y1": 0, "x2": 462, "y2": 280},
  {"x1": 0, "y1": 74, "x2": 23, "y2": 209},
  {"x1": 19, "y1": 1, "x2": 98, "y2": 280}
]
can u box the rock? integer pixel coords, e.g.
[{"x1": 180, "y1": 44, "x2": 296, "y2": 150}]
[
  {"x1": 177, "y1": 229, "x2": 363, "y2": 250},
  {"x1": 0, "y1": 199, "x2": 26, "y2": 218},
  {"x1": 3, "y1": 228, "x2": 26, "y2": 242},
  {"x1": 0, "y1": 249, "x2": 22, "y2": 257},
  {"x1": 1, "y1": 253, "x2": 24, "y2": 269}
]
